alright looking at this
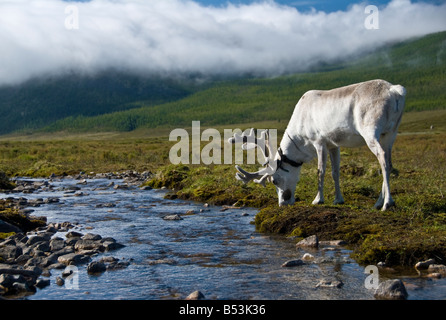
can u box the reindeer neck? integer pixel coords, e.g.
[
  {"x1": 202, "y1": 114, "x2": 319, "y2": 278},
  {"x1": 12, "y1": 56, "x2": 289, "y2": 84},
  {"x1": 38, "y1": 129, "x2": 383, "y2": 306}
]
[{"x1": 280, "y1": 131, "x2": 312, "y2": 164}]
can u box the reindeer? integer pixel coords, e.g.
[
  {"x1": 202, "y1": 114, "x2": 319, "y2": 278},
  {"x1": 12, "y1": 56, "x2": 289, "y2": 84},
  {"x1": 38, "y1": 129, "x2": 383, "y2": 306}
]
[{"x1": 229, "y1": 79, "x2": 406, "y2": 211}]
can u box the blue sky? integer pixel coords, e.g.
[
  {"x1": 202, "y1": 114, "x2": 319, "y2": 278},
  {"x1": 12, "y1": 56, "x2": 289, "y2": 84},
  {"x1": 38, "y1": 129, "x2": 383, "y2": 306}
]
[
  {"x1": 64, "y1": 0, "x2": 446, "y2": 13},
  {"x1": 194, "y1": 0, "x2": 445, "y2": 12}
]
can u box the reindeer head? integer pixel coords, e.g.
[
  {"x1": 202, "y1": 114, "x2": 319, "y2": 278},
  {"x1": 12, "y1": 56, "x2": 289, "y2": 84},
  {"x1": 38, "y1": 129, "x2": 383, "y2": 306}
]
[{"x1": 229, "y1": 129, "x2": 302, "y2": 206}]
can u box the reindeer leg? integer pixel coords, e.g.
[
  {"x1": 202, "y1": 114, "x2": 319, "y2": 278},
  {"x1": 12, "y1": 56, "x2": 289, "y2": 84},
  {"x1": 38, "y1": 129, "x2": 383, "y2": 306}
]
[
  {"x1": 312, "y1": 143, "x2": 327, "y2": 205},
  {"x1": 329, "y1": 147, "x2": 345, "y2": 205},
  {"x1": 365, "y1": 133, "x2": 395, "y2": 211}
]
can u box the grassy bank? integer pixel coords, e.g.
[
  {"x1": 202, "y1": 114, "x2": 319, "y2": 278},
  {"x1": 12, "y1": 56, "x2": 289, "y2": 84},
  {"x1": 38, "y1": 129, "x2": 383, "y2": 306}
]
[
  {"x1": 139, "y1": 110, "x2": 446, "y2": 266},
  {"x1": 143, "y1": 128, "x2": 446, "y2": 266},
  {"x1": 1, "y1": 110, "x2": 445, "y2": 266},
  {"x1": 0, "y1": 200, "x2": 46, "y2": 240}
]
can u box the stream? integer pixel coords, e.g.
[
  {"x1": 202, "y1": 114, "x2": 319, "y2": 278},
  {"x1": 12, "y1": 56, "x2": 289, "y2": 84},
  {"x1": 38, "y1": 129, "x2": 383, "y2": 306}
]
[{"x1": 2, "y1": 177, "x2": 445, "y2": 300}]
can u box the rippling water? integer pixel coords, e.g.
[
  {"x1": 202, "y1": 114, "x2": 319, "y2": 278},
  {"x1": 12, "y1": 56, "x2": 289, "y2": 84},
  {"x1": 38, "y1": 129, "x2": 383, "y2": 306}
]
[{"x1": 2, "y1": 178, "x2": 445, "y2": 300}]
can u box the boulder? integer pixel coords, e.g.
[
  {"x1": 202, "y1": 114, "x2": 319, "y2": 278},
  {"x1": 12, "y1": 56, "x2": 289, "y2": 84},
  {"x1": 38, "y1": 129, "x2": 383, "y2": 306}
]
[
  {"x1": 296, "y1": 235, "x2": 319, "y2": 248},
  {"x1": 31, "y1": 241, "x2": 50, "y2": 253},
  {"x1": 0, "y1": 272, "x2": 37, "y2": 295},
  {"x1": 281, "y1": 259, "x2": 304, "y2": 267},
  {"x1": 0, "y1": 220, "x2": 22, "y2": 233},
  {"x1": 0, "y1": 274, "x2": 15, "y2": 288},
  {"x1": 57, "y1": 253, "x2": 91, "y2": 266},
  {"x1": 163, "y1": 214, "x2": 183, "y2": 221},
  {"x1": 66, "y1": 231, "x2": 83, "y2": 238},
  {"x1": 87, "y1": 261, "x2": 106, "y2": 274},
  {"x1": 50, "y1": 238, "x2": 65, "y2": 252},
  {"x1": 11, "y1": 281, "x2": 36, "y2": 295},
  {"x1": 0, "y1": 245, "x2": 22, "y2": 260},
  {"x1": 26, "y1": 235, "x2": 47, "y2": 246},
  {"x1": 319, "y1": 240, "x2": 347, "y2": 246},
  {"x1": 82, "y1": 233, "x2": 102, "y2": 241},
  {"x1": 427, "y1": 264, "x2": 446, "y2": 275},
  {"x1": 415, "y1": 258, "x2": 436, "y2": 270},
  {"x1": 102, "y1": 241, "x2": 125, "y2": 251},
  {"x1": 74, "y1": 239, "x2": 104, "y2": 252},
  {"x1": 185, "y1": 290, "x2": 206, "y2": 300},
  {"x1": 35, "y1": 278, "x2": 50, "y2": 289},
  {"x1": 374, "y1": 279, "x2": 408, "y2": 300}
]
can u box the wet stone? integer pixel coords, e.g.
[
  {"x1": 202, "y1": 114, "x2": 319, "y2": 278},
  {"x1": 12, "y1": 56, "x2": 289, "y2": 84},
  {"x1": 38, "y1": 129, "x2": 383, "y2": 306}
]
[
  {"x1": 82, "y1": 233, "x2": 102, "y2": 241},
  {"x1": 66, "y1": 231, "x2": 83, "y2": 238},
  {"x1": 57, "y1": 253, "x2": 91, "y2": 266},
  {"x1": 87, "y1": 261, "x2": 106, "y2": 274},
  {"x1": 427, "y1": 264, "x2": 446, "y2": 275},
  {"x1": 415, "y1": 258, "x2": 436, "y2": 270},
  {"x1": 296, "y1": 235, "x2": 319, "y2": 248},
  {"x1": 74, "y1": 239, "x2": 104, "y2": 252},
  {"x1": 374, "y1": 279, "x2": 408, "y2": 300},
  {"x1": 56, "y1": 277, "x2": 64, "y2": 286},
  {"x1": 185, "y1": 290, "x2": 206, "y2": 300},
  {"x1": 50, "y1": 238, "x2": 65, "y2": 252},
  {"x1": 315, "y1": 279, "x2": 344, "y2": 289},
  {"x1": 163, "y1": 214, "x2": 183, "y2": 221},
  {"x1": 281, "y1": 259, "x2": 304, "y2": 267}
]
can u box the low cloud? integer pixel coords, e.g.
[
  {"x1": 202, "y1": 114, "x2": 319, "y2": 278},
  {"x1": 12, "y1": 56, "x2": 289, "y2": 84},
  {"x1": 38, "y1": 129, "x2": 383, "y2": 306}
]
[{"x1": 1, "y1": 0, "x2": 446, "y2": 85}]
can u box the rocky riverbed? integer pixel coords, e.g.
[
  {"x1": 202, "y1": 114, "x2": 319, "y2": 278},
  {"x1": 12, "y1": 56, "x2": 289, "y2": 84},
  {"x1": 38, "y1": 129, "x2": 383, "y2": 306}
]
[{"x1": 1, "y1": 172, "x2": 446, "y2": 300}]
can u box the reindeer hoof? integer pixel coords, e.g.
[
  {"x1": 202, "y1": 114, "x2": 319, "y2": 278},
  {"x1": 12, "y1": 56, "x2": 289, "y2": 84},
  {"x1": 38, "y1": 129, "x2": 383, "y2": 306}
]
[
  {"x1": 333, "y1": 199, "x2": 345, "y2": 205},
  {"x1": 374, "y1": 199, "x2": 384, "y2": 210},
  {"x1": 381, "y1": 201, "x2": 396, "y2": 211}
]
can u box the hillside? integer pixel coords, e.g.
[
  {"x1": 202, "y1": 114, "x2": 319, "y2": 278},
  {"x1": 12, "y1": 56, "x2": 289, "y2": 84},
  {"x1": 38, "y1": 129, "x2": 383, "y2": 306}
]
[
  {"x1": 0, "y1": 71, "x2": 197, "y2": 134},
  {"x1": 2, "y1": 31, "x2": 446, "y2": 134}
]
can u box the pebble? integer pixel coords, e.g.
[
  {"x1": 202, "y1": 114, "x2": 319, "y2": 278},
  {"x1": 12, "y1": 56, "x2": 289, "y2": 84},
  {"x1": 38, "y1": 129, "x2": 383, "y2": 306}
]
[
  {"x1": 302, "y1": 253, "x2": 315, "y2": 261},
  {"x1": 315, "y1": 279, "x2": 344, "y2": 289},
  {"x1": 56, "y1": 277, "x2": 64, "y2": 286}
]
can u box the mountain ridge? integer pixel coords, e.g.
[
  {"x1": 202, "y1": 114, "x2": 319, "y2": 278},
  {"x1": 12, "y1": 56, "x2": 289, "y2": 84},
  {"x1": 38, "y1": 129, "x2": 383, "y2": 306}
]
[{"x1": 1, "y1": 30, "x2": 445, "y2": 135}]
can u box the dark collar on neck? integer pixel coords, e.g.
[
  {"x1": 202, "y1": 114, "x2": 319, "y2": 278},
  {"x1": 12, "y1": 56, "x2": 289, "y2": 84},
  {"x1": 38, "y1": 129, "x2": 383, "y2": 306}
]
[{"x1": 277, "y1": 147, "x2": 303, "y2": 171}]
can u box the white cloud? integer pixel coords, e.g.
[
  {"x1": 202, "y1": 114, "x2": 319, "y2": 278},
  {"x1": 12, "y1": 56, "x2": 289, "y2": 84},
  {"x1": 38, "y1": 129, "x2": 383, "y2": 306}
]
[{"x1": 0, "y1": 0, "x2": 445, "y2": 85}]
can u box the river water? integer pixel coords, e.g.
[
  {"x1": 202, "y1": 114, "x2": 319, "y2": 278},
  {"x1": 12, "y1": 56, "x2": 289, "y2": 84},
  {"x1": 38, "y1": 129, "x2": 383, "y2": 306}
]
[{"x1": 2, "y1": 177, "x2": 445, "y2": 300}]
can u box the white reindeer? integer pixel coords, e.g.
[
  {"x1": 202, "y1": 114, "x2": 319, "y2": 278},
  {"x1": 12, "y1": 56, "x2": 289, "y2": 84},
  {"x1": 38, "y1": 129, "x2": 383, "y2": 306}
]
[{"x1": 230, "y1": 79, "x2": 406, "y2": 211}]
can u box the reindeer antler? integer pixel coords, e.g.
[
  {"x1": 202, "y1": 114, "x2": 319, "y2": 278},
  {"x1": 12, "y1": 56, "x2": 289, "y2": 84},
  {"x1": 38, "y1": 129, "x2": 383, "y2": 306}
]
[
  {"x1": 228, "y1": 128, "x2": 273, "y2": 164},
  {"x1": 229, "y1": 129, "x2": 277, "y2": 187}
]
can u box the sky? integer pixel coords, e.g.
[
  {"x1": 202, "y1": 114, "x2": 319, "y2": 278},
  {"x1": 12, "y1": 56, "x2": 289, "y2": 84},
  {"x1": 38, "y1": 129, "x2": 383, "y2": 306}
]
[
  {"x1": 195, "y1": 0, "x2": 393, "y2": 12},
  {"x1": 1, "y1": 0, "x2": 446, "y2": 86}
]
